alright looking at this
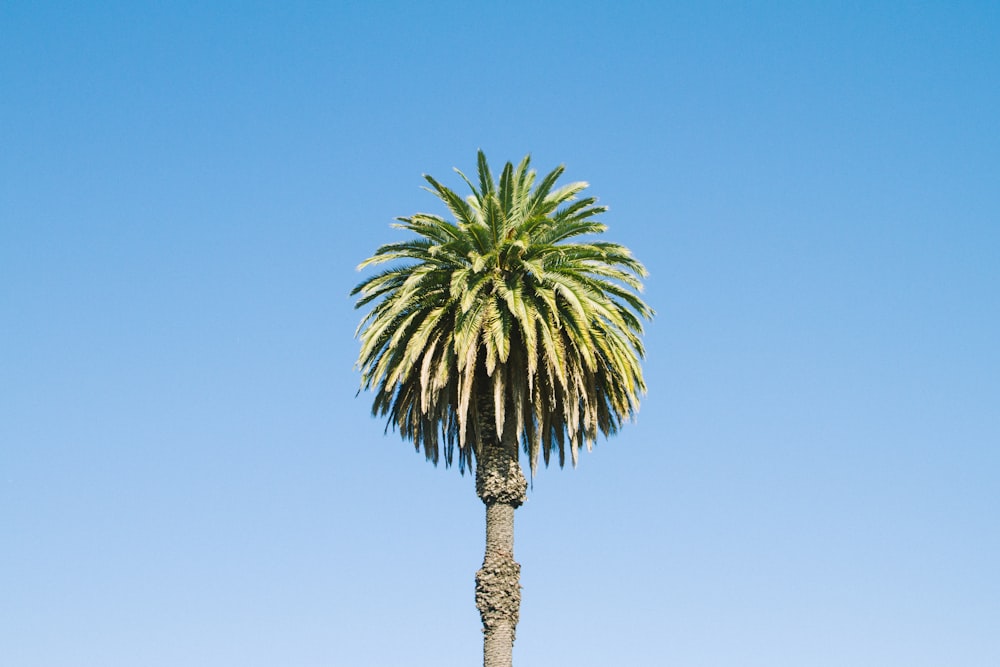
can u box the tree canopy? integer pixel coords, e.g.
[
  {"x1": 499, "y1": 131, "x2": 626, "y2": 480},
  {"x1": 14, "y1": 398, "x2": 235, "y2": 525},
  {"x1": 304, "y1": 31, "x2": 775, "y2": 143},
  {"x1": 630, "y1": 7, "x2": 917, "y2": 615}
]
[{"x1": 352, "y1": 152, "x2": 652, "y2": 475}]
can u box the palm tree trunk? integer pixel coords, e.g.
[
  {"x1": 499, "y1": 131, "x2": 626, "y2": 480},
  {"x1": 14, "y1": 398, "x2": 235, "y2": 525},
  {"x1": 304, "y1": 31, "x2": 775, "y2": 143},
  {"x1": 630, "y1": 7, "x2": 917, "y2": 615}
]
[
  {"x1": 475, "y1": 394, "x2": 527, "y2": 667},
  {"x1": 476, "y1": 444, "x2": 526, "y2": 667}
]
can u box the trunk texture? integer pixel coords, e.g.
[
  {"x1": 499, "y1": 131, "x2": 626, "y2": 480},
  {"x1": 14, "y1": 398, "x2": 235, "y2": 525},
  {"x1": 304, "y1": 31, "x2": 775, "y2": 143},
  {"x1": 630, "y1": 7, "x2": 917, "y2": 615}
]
[{"x1": 475, "y1": 391, "x2": 527, "y2": 667}]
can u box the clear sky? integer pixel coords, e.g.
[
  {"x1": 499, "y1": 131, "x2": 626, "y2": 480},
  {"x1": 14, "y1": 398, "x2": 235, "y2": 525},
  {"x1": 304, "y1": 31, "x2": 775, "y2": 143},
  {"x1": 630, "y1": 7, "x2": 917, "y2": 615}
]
[{"x1": 2, "y1": 2, "x2": 998, "y2": 666}]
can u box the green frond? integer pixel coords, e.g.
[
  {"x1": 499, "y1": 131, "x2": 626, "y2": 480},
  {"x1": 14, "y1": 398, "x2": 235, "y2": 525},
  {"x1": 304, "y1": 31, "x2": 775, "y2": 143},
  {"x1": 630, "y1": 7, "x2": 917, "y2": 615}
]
[
  {"x1": 527, "y1": 163, "x2": 566, "y2": 216},
  {"x1": 476, "y1": 150, "x2": 495, "y2": 198},
  {"x1": 546, "y1": 180, "x2": 589, "y2": 205},
  {"x1": 457, "y1": 270, "x2": 491, "y2": 313},
  {"x1": 484, "y1": 193, "x2": 505, "y2": 249},
  {"x1": 453, "y1": 168, "x2": 480, "y2": 204},
  {"x1": 423, "y1": 174, "x2": 476, "y2": 227}
]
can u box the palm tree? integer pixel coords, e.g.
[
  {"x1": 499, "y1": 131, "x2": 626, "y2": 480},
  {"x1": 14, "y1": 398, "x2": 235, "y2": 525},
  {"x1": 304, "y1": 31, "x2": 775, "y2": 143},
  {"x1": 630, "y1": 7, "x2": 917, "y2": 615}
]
[{"x1": 352, "y1": 151, "x2": 652, "y2": 667}]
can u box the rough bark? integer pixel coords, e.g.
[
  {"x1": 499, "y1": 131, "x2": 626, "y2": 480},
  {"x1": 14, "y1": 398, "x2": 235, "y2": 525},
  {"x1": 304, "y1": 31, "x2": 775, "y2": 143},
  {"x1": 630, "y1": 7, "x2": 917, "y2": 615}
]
[{"x1": 475, "y1": 390, "x2": 527, "y2": 667}]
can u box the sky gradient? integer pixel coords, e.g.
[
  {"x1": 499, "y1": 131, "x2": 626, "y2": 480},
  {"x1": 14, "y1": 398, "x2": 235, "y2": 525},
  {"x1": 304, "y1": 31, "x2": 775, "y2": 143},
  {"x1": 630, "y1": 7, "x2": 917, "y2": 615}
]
[{"x1": 2, "y1": 2, "x2": 998, "y2": 665}]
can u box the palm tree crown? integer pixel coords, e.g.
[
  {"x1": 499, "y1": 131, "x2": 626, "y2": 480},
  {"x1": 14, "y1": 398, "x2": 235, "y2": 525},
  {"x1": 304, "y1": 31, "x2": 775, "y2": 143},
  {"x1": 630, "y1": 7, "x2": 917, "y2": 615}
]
[{"x1": 352, "y1": 151, "x2": 652, "y2": 475}]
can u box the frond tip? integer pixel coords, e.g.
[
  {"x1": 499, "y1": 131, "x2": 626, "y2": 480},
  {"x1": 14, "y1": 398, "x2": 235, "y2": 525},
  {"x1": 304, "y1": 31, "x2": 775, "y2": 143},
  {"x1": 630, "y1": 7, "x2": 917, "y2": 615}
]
[{"x1": 352, "y1": 152, "x2": 652, "y2": 477}]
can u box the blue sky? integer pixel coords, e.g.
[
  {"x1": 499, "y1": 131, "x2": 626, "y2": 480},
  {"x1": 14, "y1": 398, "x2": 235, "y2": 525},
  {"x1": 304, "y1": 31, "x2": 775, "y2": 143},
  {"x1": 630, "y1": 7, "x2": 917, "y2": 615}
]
[{"x1": 2, "y1": 2, "x2": 998, "y2": 665}]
